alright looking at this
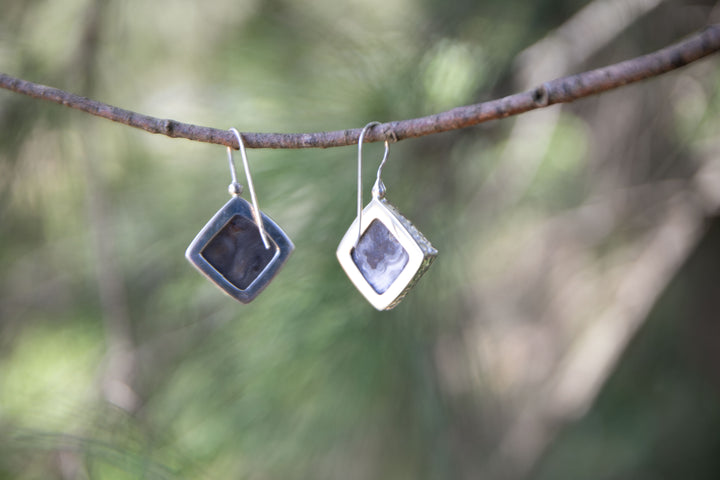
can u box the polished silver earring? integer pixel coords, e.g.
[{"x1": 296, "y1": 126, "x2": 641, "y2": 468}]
[
  {"x1": 336, "y1": 122, "x2": 437, "y2": 310},
  {"x1": 186, "y1": 128, "x2": 294, "y2": 303}
]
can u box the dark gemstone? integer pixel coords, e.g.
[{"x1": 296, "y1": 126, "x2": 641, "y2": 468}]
[
  {"x1": 201, "y1": 215, "x2": 277, "y2": 290},
  {"x1": 351, "y1": 219, "x2": 409, "y2": 294}
]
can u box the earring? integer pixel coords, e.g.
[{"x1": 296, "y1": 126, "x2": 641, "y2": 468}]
[
  {"x1": 336, "y1": 122, "x2": 437, "y2": 310},
  {"x1": 186, "y1": 128, "x2": 294, "y2": 303}
]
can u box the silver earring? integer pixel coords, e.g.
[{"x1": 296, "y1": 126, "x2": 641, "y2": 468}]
[
  {"x1": 186, "y1": 128, "x2": 294, "y2": 303},
  {"x1": 336, "y1": 122, "x2": 437, "y2": 310}
]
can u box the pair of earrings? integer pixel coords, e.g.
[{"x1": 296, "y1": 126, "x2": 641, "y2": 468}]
[{"x1": 186, "y1": 124, "x2": 437, "y2": 310}]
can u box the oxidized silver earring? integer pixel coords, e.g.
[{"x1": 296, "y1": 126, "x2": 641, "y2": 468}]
[
  {"x1": 186, "y1": 128, "x2": 294, "y2": 303},
  {"x1": 336, "y1": 122, "x2": 437, "y2": 310}
]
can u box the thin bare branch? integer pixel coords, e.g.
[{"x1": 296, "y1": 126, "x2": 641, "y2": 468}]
[{"x1": 1, "y1": 25, "x2": 719, "y2": 149}]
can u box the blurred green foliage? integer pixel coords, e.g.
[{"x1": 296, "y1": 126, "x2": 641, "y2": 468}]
[
  {"x1": 1, "y1": 0, "x2": 720, "y2": 479},
  {"x1": 535, "y1": 220, "x2": 720, "y2": 480}
]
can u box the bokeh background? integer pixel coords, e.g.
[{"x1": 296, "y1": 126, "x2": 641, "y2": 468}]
[{"x1": 2, "y1": 0, "x2": 720, "y2": 478}]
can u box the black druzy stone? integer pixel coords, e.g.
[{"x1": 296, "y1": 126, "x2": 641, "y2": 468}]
[
  {"x1": 201, "y1": 215, "x2": 277, "y2": 290},
  {"x1": 351, "y1": 219, "x2": 409, "y2": 294}
]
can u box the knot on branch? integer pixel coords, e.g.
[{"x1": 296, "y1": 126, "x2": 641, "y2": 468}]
[
  {"x1": 532, "y1": 83, "x2": 550, "y2": 107},
  {"x1": 161, "y1": 118, "x2": 179, "y2": 137},
  {"x1": 381, "y1": 124, "x2": 398, "y2": 143}
]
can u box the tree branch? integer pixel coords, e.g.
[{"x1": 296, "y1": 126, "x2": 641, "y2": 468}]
[{"x1": 1, "y1": 25, "x2": 719, "y2": 149}]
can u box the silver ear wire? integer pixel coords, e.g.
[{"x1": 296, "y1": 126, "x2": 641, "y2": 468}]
[
  {"x1": 228, "y1": 128, "x2": 270, "y2": 249},
  {"x1": 357, "y1": 121, "x2": 381, "y2": 245},
  {"x1": 226, "y1": 136, "x2": 243, "y2": 197},
  {"x1": 371, "y1": 139, "x2": 390, "y2": 200}
]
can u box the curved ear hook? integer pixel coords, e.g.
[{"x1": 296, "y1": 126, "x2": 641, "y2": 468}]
[
  {"x1": 356, "y1": 122, "x2": 392, "y2": 245},
  {"x1": 371, "y1": 139, "x2": 390, "y2": 200},
  {"x1": 357, "y1": 121, "x2": 380, "y2": 245},
  {"x1": 228, "y1": 128, "x2": 270, "y2": 249}
]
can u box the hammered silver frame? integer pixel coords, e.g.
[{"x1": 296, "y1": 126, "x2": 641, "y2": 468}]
[{"x1": 337, "y1": 197, "x2": 437, "y2": 310}]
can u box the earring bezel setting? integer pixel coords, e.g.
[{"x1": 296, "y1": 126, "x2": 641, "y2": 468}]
[
  {"x1": 337, "y1": 197, "x2": 436, "y2": 310},
  {"x1": 186, "y1": 195, "x2": 294, "y2": 303}
]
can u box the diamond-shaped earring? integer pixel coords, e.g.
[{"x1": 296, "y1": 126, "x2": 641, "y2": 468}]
[
  {"x1": 186, "y1": 128, "x2": 293, "y2": 303},
  {"x1": 336, "y1": 122, "x2": 437, "y2": 310}
]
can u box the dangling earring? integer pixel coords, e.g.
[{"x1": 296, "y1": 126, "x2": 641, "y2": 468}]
[
  {"x1": 336, "y1": 122, "x2": 437, "y2": 310},
  {"x1": 186, "y1": 128, "x2": 294, "y2": 303}
]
